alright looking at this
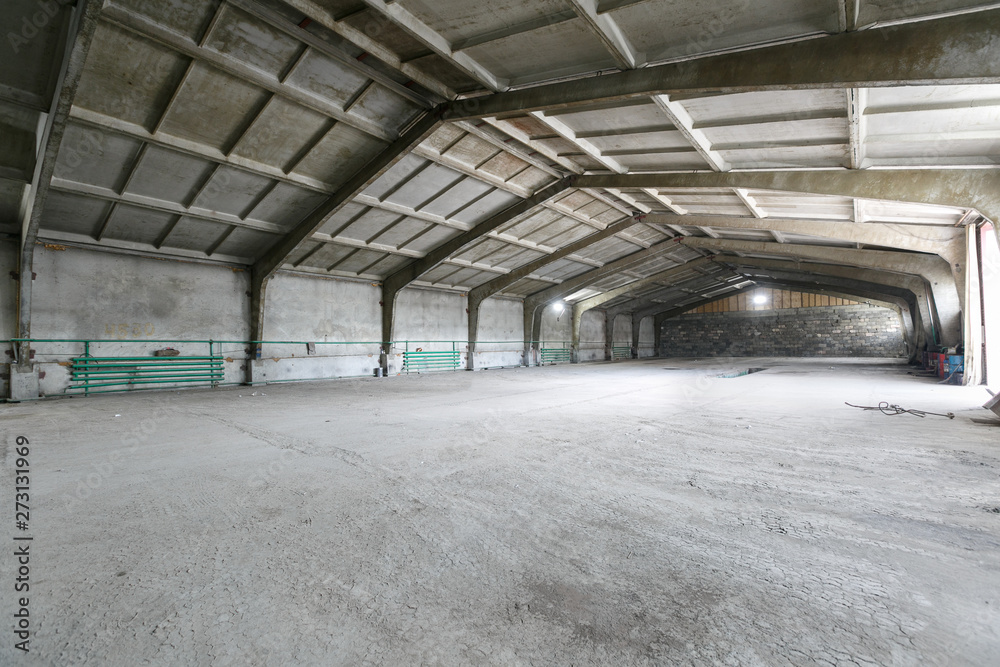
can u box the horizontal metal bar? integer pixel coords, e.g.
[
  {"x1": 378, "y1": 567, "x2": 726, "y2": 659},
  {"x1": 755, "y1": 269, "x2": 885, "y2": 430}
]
[
  {"x1": 72, "y1": 368, "x2": 224, "y2": 377},
  {"x1": 72, "y1": 369, "x2": 223, "y2": 379},
  {"x1": 70, "y1": 377, "x2": 222, "y2": 389},
  {"x1": 73, "y1": 356, "x2": 222, "y2": 362},
  {"x1": 403, "y1": 353, "x2": 462, "y2": 358},
  {"x1": 72, "y1": 358, "x2": 223, "y2": 365}
]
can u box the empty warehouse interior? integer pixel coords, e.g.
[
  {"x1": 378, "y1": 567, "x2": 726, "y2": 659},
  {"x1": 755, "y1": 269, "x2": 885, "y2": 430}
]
[{"x1": 2, "y1": 0, "x2": 1000, "y2": 663}]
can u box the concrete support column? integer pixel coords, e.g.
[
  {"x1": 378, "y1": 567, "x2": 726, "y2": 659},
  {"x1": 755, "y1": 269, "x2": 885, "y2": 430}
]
[
  {"x1": 571, "y1": 306, "x2": 585, "y2": 364},
  {"x1": 631, "y1": 313, "x2": 642, "y2": 358},
  {"x1": 467, "y1": 295, "x2": 482, "y2": 371},
  {"x1": 10, "y1": 0, "x2": 102, "y2": 401},
  {"x1": 604, "y1": 311, "x2": 614, "y2": 361},
  {"x1": 14, "y1": 248, "x2": 36, "y2": 393},
  {"x1": 522, "y1": 303, "x2": 537, "y2": 367},
  {"x1": 380, "y1": 285, "x2": 400, "y2": 374},
  {"x1": 654, "y1": 313, "x2": 667, "y2": 356},
  {"x1": 248, "y1": 272, "x2": 268, "y2": 375}
]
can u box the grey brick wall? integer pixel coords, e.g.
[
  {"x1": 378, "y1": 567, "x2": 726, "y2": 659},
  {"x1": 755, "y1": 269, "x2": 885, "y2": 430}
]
[{"x1": 660, "y1": 304, "x2": 906, "y2": 358}]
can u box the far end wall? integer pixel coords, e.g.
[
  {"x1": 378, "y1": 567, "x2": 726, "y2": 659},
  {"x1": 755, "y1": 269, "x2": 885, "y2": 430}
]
[{"x1": 660, "y1": 304, "x2": 906, "y2": 358}]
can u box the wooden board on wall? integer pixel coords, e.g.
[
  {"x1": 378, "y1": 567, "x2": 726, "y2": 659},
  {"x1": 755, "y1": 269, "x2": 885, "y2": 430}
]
[{"x1": 688, "y1": 289, "x2": 858, "y2": 315}]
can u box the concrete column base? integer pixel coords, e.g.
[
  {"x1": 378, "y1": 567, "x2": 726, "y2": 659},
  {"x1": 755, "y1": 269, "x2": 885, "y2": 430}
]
[
  {"x1": 246, "y1": 360, "x2": 268, "y2": 386},
  {"x1": 9, "y1": 365, "x2": 39, "y2": 401}
]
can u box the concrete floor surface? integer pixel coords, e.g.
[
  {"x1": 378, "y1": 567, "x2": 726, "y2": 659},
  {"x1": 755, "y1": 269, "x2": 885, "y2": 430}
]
[{"x1": 1, "y1": 357, "x2": 998, "y2": 665}]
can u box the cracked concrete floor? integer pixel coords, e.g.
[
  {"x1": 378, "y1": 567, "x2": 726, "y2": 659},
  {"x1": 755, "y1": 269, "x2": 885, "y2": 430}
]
[{"x1": 1, "y1": 357, "x2": 999, "y2": 666}]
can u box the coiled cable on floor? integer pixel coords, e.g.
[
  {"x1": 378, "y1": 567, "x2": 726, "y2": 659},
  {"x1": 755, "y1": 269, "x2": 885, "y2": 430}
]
[{"x1": 845, "y1": 402, "x2": 955, "y2": 419}]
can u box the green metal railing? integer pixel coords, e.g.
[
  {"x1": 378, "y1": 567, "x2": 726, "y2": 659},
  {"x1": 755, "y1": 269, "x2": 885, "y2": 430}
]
[
  {"x1": 69, "y1": 355, "x2": 223, "y2": 394},
  {"x1": 401, "y1": 341, "x2": 461, "y2": 373},
  {"x1": 612, "y1": 346, "x2": 632, "y2": 360},
  {"x1": 4, "y1": 337, "x2": 614, "y2": 397},
  {"x1": 64, "y1": 340, "x2": 224, "y2": 395},
  {"x1": 539, "y1": 342, "x2": 572, "y2": 364}
]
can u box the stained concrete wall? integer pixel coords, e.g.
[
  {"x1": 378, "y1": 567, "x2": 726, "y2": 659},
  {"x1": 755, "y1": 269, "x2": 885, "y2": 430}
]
[
  {"x1": 612, "y1": 314, "x2": 631, "y2": 347},
  {"x1": 638, "y1": 316, "x2": 655, "y2": 358},
  {"x1": 660, "y1": 304, "x2": 906, "y2": 358},
  {"x1": 579, "y1": 310, "x2": 606, "y2": 363},
  {"x1": 539, "y1": 307, "x2": 605, "y2": 362},
  {"x1": 393, "y1": 287, "x2": 468, "y2": 374},
  {"x1": 476, "y1": 297, "x2": 523, "y2": 368},
  {"x1": 258, "y1": 273, "x2": 382, "y2": 382},
  {"x1": 12, "y1": 245, "x2": 531, "y2": 396},
  {"x1": 540, "y1": 304, "x2": 571, "y2": 345},
  {"x1": 30, "y1": 245, "x2": 249, "y2": 394}
]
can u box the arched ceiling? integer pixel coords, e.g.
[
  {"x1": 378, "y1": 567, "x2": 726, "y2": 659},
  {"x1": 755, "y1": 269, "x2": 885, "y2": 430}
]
[{"x1": 4, "y1": 0, "x2": 999, "y2": 337}]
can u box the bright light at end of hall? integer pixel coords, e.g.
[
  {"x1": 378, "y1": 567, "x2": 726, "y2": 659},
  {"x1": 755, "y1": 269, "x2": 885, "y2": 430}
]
[
  {"x1": 753, "y1": 294, "x2": 768, "y2": 305},
  {"x1": 553, "y1": 301, "x2": 565, "y2": 313}
]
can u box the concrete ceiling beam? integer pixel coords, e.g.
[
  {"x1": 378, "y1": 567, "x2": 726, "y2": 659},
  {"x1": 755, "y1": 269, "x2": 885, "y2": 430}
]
[
  {"x1": 450, "y1": 11, "x2": 578, "y2": 52},
  {"x1": 16, "y1": 0, "x2": 102, "y2": 374},
  {"x1": 567, "y1": 0, "x2": 644, "y2": 69},
  {"x1": 452, "y1": 120, "x2": 564, "y2": 177},
  {"x1": 445, "y1": 10, "x2": 1000, "y2": 120},
  {"x1": 520, "y1": 239, "x2": 699, "y2": 363},
  {"x1": 228, "y1": 0, "x2": 440, "y2": 107},
  {"x1": 467, "y1": 212, "x2": 646, "y2": 362},
  {"x1": 571, "y1": 258, "x2": 726, "y2": 330},
  {"x1": 359, "y1": 0, "x2": 506, "y2": 91},
  {"x1": 650, "y1": 95, "x2": 729, "y2": 171},
  {"x1": 249, "y1": 111, "x2": 442, "y2": 354},
  {"x1": 275, "y1": 0, "x2": 457, "y2": 100},
  {"x1": 102, "y1": 4, "x2": 398, "y2": 143},
  {"x1": 530, "y1": 111, "x2": 628, "y2": 174},
  {"x1": 382, "y1": 176, "x2": 576, "y2": 353},
  {"x1": 643, "y1": 212, "x2": 967, "y2": 282},
  {"x1": 574, "y1": 169, "x2": 1000, "y2": 231}
]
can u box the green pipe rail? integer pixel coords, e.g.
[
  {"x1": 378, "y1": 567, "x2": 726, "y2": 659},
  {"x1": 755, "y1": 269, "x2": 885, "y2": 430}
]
[
  {"x1": 612, "y1": 346, "x2": 632, "y2": 360},
  {"x1": 402, "y1": 341, "x2": 461, "y2": 373},
  {"x1": 69, "y1": 355, "x2": 224, "y2": 395},
  {"x1": 540, "y1": 343, "x2": 572, "y2": 364},
  {"x1": 3, "y1": 339, "x2": 610, "y2": 395}
]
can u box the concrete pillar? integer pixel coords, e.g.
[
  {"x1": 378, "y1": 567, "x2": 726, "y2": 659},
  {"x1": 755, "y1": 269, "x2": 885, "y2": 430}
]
[
  {"x1": 467, "y1": 295, "x2": 482, "y2": 371},
  {"x1": 13, "y1": 249, "x2": 39, "y2": 401},
  {"x1": 522, "y1": 303, "x2": 539, "y2": 366},
  {"x1": 571, "y1": 306, "x2": 583, "y2": 364},
  {"x1": 248, "y1": 271, "x2": 268, "y2": 373},
  {"x1": 8, "y1": 365, "x2": 39, "y2": 402},
  {"x1": 246, "y1": 360, "x2": 268, "y2": 386},
  {"x1": 604, "y1": 311, "x2": 614, "y2": 361},
  {"x1": 631, "y1": 313, "x2": 642, "y2": 358},
  {"x1": 380, "y1": 285, "x2": 399, "y2": 374}
]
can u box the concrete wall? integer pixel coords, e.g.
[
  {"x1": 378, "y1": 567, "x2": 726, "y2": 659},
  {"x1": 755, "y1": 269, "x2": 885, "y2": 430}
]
[
  {"x1": 393, "y1": 287, "x2": 467, "y2": 373},
  {"x1": 476, "y1": 297, "x2": 523, "y2": 369},
  {"x1": 30, "y1": 245, "x2": 249, "y2": 395},
  {"x1": 638, "y1": 316, "x2": 655, "y2": 358},
  {"x1": 10, "y1": 245, "x2": 535, "y2": 397},
  {"x1": 538, "y1": 307, "x2": 606, "y2": 363},
  {"x1": 258, "y1": 273, "x2": 382, "y2": 382},
  {"x1": 578, "y1": 310, "x2": 606, "y2": 362},
  {"x1": 540, "y1": 304, "x2": 571, "y2": 345},
  {"x1": 612, "y1": 313, "x2": 631, "y2": 346},
  {"x1": 660, "y1": 304, "x2": 906, "y2": 358}
]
